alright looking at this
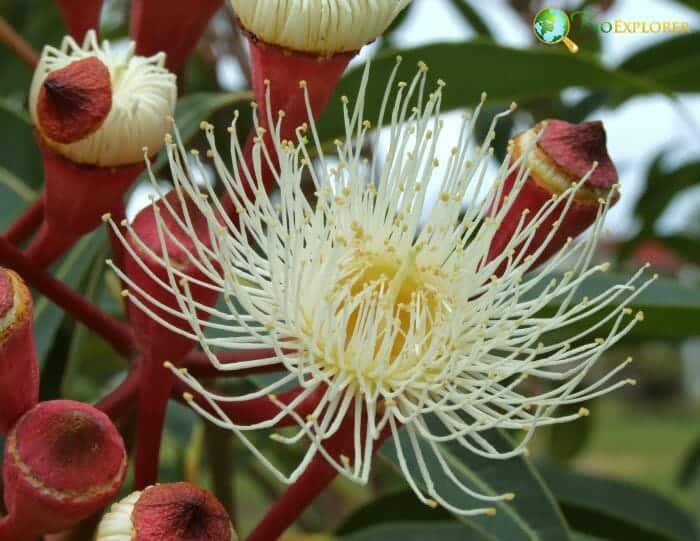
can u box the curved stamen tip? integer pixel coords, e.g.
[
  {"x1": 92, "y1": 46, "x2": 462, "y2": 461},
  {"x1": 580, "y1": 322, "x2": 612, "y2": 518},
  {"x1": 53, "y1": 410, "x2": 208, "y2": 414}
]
[
  {"x1": 182, "y1": 392, "x2": 194, "y2": 402},
  {"x1": 121, "y1": 289, "x2": 129, "y2": 298},
  {"x1": 101, "y1": 213, "x2": 111, "y2": 222},
  {"x1": 627, "y1": 378, "x2": 638, "y2": 386},
  {"x1": 504, "y1": 493, "x2": 516, "y2": 501},
  {"x1": 425, "y1": 499, "x2": 438, "y2": 509},
  {"x1": 484, "y1": 508, "x2": 497, "y2": 516},
  {"x1": 635, "y1": 311, "x2": 645, "y2": 322},
  {"x1": 163, "y1": 361, "x2": 174, "y2": 369},
  {"x1": 578, "y1": 407, "x2": 590, "y2": 417}
]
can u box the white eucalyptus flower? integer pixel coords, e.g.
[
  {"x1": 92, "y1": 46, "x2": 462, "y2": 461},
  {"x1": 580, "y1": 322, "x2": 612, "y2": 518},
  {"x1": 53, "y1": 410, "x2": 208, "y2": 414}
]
[{"x1": 108, "y1": 59, "x2": 653, "y2": 515}]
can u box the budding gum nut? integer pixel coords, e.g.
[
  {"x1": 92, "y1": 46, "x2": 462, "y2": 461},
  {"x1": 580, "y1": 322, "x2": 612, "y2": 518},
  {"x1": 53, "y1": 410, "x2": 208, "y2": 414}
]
[
  {"x1": 0, "y1": 268, "x2": 38, "y2": 434},
  {"x1": 2, "y1": 400, "x2": 127, "y2": 536}
]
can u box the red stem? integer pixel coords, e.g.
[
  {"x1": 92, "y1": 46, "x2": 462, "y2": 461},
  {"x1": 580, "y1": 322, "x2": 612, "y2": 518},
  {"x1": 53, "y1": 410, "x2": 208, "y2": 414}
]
[
  {"x1": 0, "y1": 236, "x2": 136, "y2": 357},
  {"x1": 246, "y1": 415, "x2": 391, "y2": 541},
  {"x1": 23, "y1": 220, "x2": 77, "y2": 268},
  {"x1": 3, "y1": 197, "x2": 44, "y2": 246},
  {"x1": 95, "y1": 364, "x2": 141, "y2": 421},
  {"x1": 133, "y1": 349, "x2": 173, "y2": 488}
]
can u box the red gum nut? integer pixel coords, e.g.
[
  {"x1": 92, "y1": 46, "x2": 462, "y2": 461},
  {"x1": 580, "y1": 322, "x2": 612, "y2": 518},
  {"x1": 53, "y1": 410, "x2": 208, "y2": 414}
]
[
  {"x1": 221, "y1": 34, "x2": 353, "y2": 215},
  {"x1": 125, "y1": 190, "x2": 220, "y2": 360},
  {"x1": 130, "y1": 0, "x2": 223, "y2": 72},
  {"x1": 2, "y1": 400, "x2": 127, "y2": 537},
  {"x1": 0, "y1": 268, "x2": 39, "y2": 434},
  {"x1": 133, "y1": 483, "x2": 235, "y2": 540},
  {"x1": 37, "y1": 56, "x2": 112, "y2": 145},
  {"x1": 487, "y1": 119, "x2": 619, "y2": 272},
  {"x1": 54, "y1": 0, "x2": 104, "y2": 42}
]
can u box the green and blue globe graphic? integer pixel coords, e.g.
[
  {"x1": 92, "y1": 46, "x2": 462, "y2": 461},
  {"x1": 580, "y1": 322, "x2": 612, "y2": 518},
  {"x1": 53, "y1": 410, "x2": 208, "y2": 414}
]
[{"x1": 533, "y1": 7, "x2": 571, "y2": 44}]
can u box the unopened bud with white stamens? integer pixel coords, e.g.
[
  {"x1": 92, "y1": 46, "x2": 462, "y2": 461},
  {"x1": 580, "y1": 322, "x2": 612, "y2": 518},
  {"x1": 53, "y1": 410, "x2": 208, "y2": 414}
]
[
  {"x1": 487, "y1": 119, "x2": 619, "y2": 274},
  {"x1": 95, "y1": 483, "x2": 237, "y2": 541},
  {"x1": 25, "y1": 31, "x2": 177, "y2": 267},
  {"x1": 0, "y1": 268, "x2": 38, "y2": 434}
]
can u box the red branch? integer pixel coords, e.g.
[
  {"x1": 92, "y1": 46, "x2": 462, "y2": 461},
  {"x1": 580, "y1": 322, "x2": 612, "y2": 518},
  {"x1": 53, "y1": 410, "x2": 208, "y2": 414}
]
[
  {"x1": 0, "y1": 236, "x2": 136, "y2": 357},
  {"x1": 3, "y1": 197, "x2": 44, "y2": 246}
]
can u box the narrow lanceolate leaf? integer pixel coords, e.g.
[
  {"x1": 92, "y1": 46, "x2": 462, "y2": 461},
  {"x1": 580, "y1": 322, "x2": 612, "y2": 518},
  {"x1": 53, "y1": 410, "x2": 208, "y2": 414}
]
[
  {"x1": 343, "y1": 521, "x2": 494, "y2": 541},
  {"x1": 318, "y1": 41, "x2": 659, "y2": 139},
  {"x1": 538, "y1": 462, "x2": 699, "y2": 541},
  {"x1": 381, "y1": 422, "x2": 572, "y2": 541},
  {"x1": 619, "y1": 32, "x2": 700, "y2": 93},
  {"x1": 33, "y1": 231, "x2": 105, "y2": 364},
  {"x1": 537, "y1": 273, "x2": 700, "y2": 342}
]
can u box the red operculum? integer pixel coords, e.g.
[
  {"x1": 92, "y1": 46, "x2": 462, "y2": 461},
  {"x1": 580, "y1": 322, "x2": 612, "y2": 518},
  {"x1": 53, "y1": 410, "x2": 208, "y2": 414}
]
[
  {"x1": 133, "y1": 483, "x2": 233, "y2": 541},
  {"x1": 2, "y1": 400, "x2": 126, "y2": 535},
  {"x1": 538, "y1": 119, "x2": 618, "y2": 190},
  {"x1": 37, "y1": 56, "x2": 112, "y2": 144}
]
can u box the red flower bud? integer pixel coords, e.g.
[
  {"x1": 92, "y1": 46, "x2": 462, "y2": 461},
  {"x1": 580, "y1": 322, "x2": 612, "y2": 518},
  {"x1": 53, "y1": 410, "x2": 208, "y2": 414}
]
[
  {"x1": 488, "y1": 119, "x2": 619, "y2": 273},
  {"x1": 119, "y1": 190, "x2": 220, "y2": 361},
  {"x1": 54, "y1": 0, "x2": 103, "y2": 41},
  {"x1": 130, "y1": 0, "x2": 223, "y2": 72},
  {"x1": 0, "y1": 268, "x2": 38, "y2": 434},
  {"x1": 0, "y1": 400, "x2": 127, "y2": 540},
  {"x1": 96, "y1": 483, "x2": 237, "y2": 541}
]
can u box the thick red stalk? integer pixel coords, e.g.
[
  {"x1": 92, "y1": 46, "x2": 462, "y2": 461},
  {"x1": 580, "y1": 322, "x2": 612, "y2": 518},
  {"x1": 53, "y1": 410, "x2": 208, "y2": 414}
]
[
  {"x1": 0, "y1": 268, "x2": 39, "y2": 435},
  {"x1": 0, "y1": 236, "x2": 136, "y2": 357},
  {"x1": 54, "y1": 0, "x2": 103, "y2": 41},
  {"x1": 26, "y1": 143, "x2": 145, "y2": 268},
  {"x1": 130, "y1": 0, "x2": 222, "y2": 72},
  {"x1": 133, "y1": 350, "x2": 173, "y2": 489},
  {"x1": 247, "y1": 415, "x2": 391, "y2": 541},
  {"x1": 3, "y1": 197, "x2": 44, "y2": 246},
  {"x1": 222, "y1": 38, "x2": 353, "y2": 215}
]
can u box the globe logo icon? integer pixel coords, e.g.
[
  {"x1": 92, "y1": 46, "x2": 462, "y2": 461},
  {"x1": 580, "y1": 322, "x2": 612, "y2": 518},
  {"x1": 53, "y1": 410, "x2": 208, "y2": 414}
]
[{"x1": 533, "y1": 7, "x2": 579, "y2": 53}]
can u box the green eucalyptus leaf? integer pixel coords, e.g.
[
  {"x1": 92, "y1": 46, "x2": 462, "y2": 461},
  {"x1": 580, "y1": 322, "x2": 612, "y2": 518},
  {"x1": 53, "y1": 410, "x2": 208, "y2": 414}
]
[
  {"x1": 538, "y1": 462, "x2": 699, "y2": 541},
  {"x1": 318, "y1": 41, "x2": 660, "y2": 141},
  {"x1": 342, "y1": 521, "x2": 493, "y2": 541},
  {"x1": 380, "y1": 421, "x2": 572, "y2": 541}
]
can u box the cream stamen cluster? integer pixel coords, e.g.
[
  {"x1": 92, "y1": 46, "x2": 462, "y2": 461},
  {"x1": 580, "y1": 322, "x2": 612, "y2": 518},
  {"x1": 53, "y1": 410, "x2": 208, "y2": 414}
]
[
  {"x1": 29, "y1": 30, "x2": 177, "y2": 166},
  {"x1": 232, "y1": 0, "x2": 411, "y2": 55},
  {"x1": 108, "y1": 59, "x2": 653, "y2": 515}
]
